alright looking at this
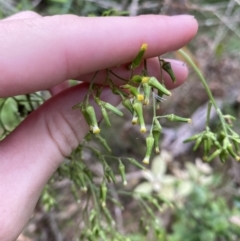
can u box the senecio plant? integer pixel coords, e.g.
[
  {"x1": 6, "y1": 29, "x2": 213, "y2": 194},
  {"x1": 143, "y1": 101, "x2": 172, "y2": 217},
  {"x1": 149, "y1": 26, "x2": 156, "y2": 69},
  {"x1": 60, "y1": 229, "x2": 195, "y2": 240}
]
[
  {"x1": 73, "y1": 44, "x2": 192, "y2": 165},
  {"x1": 73, "y1": 44, "x2": 240, "y2": 165},
  {"x1": 179, "y1": 49, "x2": 240, "y2": 163}
]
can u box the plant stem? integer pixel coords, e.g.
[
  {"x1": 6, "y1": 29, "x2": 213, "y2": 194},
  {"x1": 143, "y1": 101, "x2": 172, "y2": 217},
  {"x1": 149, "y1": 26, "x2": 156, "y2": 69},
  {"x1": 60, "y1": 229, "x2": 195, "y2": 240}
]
[
  {"x1": 178, "y1": 49, "x2": 228, "y2": 137},
  {"x1": 206, "y1": 101, "x2": 212, "y2": 128}
]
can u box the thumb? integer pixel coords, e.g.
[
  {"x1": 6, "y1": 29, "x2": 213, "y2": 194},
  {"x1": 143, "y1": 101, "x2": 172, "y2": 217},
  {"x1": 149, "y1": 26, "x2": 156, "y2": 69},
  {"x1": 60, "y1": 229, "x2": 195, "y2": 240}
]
[{"x1": 0, "y1": 83, "x2": 120, "y2": 240}]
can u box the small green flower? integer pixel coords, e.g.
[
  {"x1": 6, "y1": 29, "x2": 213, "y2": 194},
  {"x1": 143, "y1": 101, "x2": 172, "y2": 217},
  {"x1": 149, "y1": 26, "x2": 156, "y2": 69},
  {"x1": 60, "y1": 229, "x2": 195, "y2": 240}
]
[
  {"x1": 118, "y1": 161, "x2": 127, "y2": 186},
  {"x1": 146, "y1": 77, "x2": 171, "y2": 96},
  {"x1": 121, "y1": 84, "x2": 144, "y2": 101},
  {"x1": 129, "y1": 43, "x2": 148, "y2": 69},
  {"x1": 143, "y1": 83, "x2": 151, "y2": 106},
  {"x1": 85, "y1": 105, "x2": 100, "y2": 134},
  {"x1": 143, "y1": 134, "x2": 154, "y2": 164},
  {"x1": 161, "y1": 60, "x2": 176, "y2": 83},
  {"x1": 100, "y1": 106, "x2": 111, "y2": 127},
  {"x1": 152, "y1": 119, "x2": 162, "y2": 154},
  {"x1": 132, "y1": 101, "x2": 146, "y2": 132},
  {"x1": 167, "y1": 114, "x2": 191, "y2": 123},
  {"x1": 122, "y1": 98, "x2": 134, "y2": 114},
  {"x1": 131, "y1": 75, "x2": 142, "y2": 84},
  {"x1": 100, "y1": 181, "x2": 107, "y2": 207}
]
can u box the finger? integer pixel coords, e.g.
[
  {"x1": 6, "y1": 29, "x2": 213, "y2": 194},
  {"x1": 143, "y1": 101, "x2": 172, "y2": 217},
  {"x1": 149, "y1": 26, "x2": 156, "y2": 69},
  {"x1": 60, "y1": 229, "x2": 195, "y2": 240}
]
[
  {"x1": 78, "y1": 58, "x2": 188, "y2": 89},
  {"x1": 1, "y1": 10, "x2": 41, "y2": 21},
  {"x1": 0, "y1": 83, "x2": 120, "y2": 240},
  {"x1": 0, "y1": 14, "x2": 198, "y2": 96},
  {"x1": 49, "y1": 80, "x2": 71, "y2": 95}
]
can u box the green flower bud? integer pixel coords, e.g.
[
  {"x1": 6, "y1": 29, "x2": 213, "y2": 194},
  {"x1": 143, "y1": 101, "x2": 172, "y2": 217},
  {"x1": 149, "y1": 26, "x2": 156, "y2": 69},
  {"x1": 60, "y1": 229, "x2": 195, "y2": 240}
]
[
  {"x1": 128, "y1": 43, "x2": 148, "y2": 69},
  {"x1": 132, "y1": 101, "x2": 146, "y2": 132},
  {"x1": 85, "y1": 105, "x2": 100, "y2": 134},
  {"x1": 118, "y1": 161, "x2": 127, "y2": 186},
  {"x1": 100, "y1": 182, "x2": 107, "y2": 207},
  {"x1": 131, "y1": 75, "x2": 143, "y2": 84},
  {"x1": 193, "y1": 136, "x2": 203, "y2": 151},
  {"x1": 143, "y1": 83, "x2": 151, "y2": 106},
  {"x1": 100, "y1": 106, "x2": 111, "y2": 127},
  {"x1": 219, "y1": 150, "x2": 228, "y2": 163},
  {"x1": 102, "y1": 102, "x2": 123, "y2": 117},
  {"x1": 76, "y1": 174, "x2": 87, "y2": 192},
  {"x1": 127, "y1": 158, "x2": 147, "y2": 170},
  {"x1": 227, "y1": 144, "x2": 240, "y2": 161},
  {"x1": 203, "y1": 138, "x2": 209, "y2": 158},
  {"x1": 167, "y1": 114, "x2": 191, "y2": 123},
  {"x1": 232, "y1": 139, "x2": 240, "y2": 155},
  {"x1": 223, "y1": 114, "x2": 236, "y2": 122},
  {"x1": 152, "y1": 120, "x2": 162, "y2": 153},
  {"x1": 143, "y1": 134, "x2": 154, "y2": 164},
  {"x1": 222, "y1": 137, "x2": 228, "y2": 150},
  {"x1": 131, "y1": 111, "x2": 138, "y2": 125},
  {"x1": 184, "y1": 133, "x2": 202, "y2": 143},
  {"x1": 80, "y1": 105, "x2": 92, "y2": 127},
  {"x1": 146, "y1": 77, "x2": 171, "y2": 96},
  {"x1": 122, "y1": 84, "x2": 144, "y2": 101},
  {"x1": 105, "y1": 166, "x2": 117, "y2": 183},
  {"x1": 122, "y1": 98, "x2": 134, "y2": 114},
  {"x1": 94, "y1": 96, "x2": 101, "y2": 105},
  {"x1": 161, "y1": 60, "x2": 176, "y2": 83},
  {"x1": 206, "y1": 149, "x2": 221, "y2": 162}
]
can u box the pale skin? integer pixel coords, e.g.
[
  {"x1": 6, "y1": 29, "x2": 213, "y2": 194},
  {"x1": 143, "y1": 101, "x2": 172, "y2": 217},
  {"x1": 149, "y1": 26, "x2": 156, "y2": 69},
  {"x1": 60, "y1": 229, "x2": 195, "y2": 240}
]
[{"x1": 0, "y1": 11, "x2": 198, "y2": 240}]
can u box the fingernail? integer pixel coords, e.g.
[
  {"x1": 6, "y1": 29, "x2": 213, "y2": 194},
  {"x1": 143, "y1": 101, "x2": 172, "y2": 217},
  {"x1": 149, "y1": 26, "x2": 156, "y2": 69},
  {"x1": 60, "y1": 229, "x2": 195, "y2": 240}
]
[{"x1": 173, "y1": 14, "x2": 195, "y2": 20}]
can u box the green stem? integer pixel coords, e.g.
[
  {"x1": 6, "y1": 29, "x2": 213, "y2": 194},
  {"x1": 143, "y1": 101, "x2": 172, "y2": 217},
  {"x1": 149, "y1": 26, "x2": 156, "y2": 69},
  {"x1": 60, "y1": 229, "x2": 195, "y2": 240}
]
[
  {"x1": 109, "y1": 70, "x2": 128, "y2": 82},
  {"x1": 85, "y1": 71, "x2": 99, "y2": 104},
  {"x1": 26, "y1": 94, "x2": 35, "y2": 112},
  {"x1": 158, "y1": 57, "x2": 164, "y2": 84},
  {"x1": 150, "y1": 92, "x2": 157, "y2": 134},
  {"x1": 206, "y1": 101, "x2": 212, "y2": 128},
  {"x1": 178, "y1": 49, "x2": 228, "y2": 137},
  {"x1": 88, "y1": 180, "x2": 101, "y2": 226}
]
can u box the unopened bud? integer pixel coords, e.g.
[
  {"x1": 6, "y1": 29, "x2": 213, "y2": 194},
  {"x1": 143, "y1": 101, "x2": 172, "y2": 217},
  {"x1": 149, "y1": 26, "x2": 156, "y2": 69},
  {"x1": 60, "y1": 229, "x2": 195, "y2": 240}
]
[
  {"x1": 227, "y1": 144, "x2": 240, "y2": 161},
  {"x1": 152, "y1": 120, "x2": 162, "y2": 153},
  {"x1": 121, "y1": 84, "x2": 144, "y2": 101},
  {"x1": 102, "y1": 102, "x2": 123, "y2": 117},
  {"x1": 143, "y1": 83, "x2": 151, "y2": 106},
  {"x1": 118, "y1": 161, "x2": 127, "y2": 185},
  {"x1": 206, "y1": 149, "x2": 221, "y2": 162},
  {"x1": 85, "y1": 105, "x2": 100, "y2": 134},
  {"x1": 131, "y1": 111, "x2": 138, "y2": 125},
  {"x1": 147, "y1": 77, "x2": 171, "y2": 96},
  {"x1": 167, "y1": 114, "x2": 191, "y2": 123},
  {"x1": 122, "y1": 98, "x2": 134, "y2": 114},
  {"x1": 143, "y1": 134, "x2": 154, "y2": 164},
  {"x1": 162, "y1": 60, "x2": 176, "y2": 83},
  {"x1": 129, "y1": 43, "x2": 148, "y2": 69},
  {"x1": 100, "y1": 182, "x2": 107, "y2": 207},
  {"x1": 100, "y1": 106, "x2": 111, "y2": 127},
  {"x1": 133, "y1": 101, "x2": 146, "y2": 132},
  {"x1": 131, "y1": 75, "x2": 142, "y2": 84}
]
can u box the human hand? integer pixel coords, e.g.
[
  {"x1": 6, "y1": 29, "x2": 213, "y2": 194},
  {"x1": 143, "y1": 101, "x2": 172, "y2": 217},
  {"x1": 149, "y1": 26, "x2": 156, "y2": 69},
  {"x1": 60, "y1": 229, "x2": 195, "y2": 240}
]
[{"x1": 0, "y1": 11, "x2": 197, "y2": 240}]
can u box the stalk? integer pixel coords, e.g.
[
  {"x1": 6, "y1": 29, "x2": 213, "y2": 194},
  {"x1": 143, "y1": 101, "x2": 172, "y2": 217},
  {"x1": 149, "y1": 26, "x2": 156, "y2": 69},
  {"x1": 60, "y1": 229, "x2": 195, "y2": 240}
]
[{"x1": 178, "y1": 49, "x2": 228, "y2": 137}]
